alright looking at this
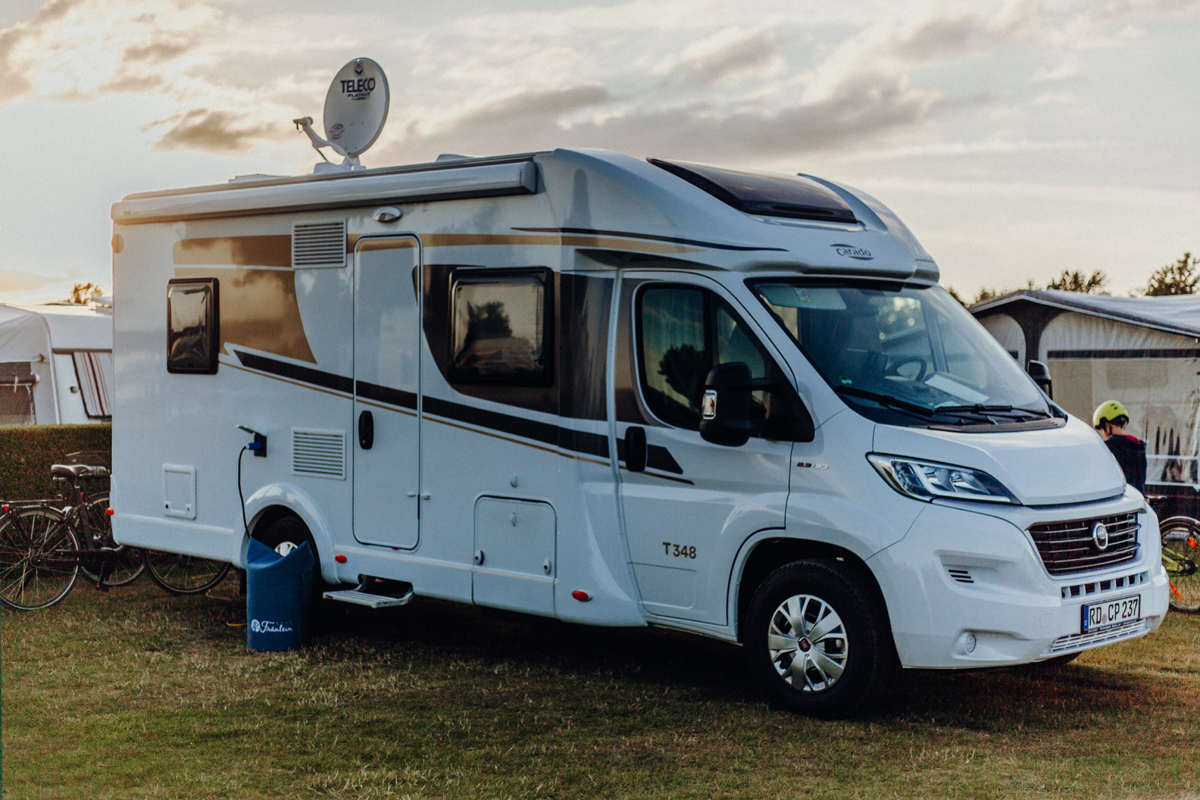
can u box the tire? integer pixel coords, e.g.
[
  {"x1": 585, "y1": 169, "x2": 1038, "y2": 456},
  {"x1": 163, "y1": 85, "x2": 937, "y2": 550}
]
[
  {"x1": 743, "y1": 560, "x2": 895, "y2": 718},
  {"x1": 145, "y1": 550, "x2": 231, "y2": 595},
  {"x1": 1160, "y1": 516, "x2": 1200, "y2": 613},
  {"x1": 0, "y1": 507, "x2": 80, "y2": 611},
  {"x1": 76, "y1": 492, "x2": 145, "y2": 588}
]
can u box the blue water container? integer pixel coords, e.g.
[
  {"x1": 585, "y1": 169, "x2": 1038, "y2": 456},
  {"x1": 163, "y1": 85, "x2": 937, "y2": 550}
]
[{"x1": 246, "y1": 538, "x2": 314, "y2": 652}]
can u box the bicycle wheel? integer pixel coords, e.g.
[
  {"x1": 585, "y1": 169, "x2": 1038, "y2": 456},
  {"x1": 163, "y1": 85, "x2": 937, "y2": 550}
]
[
  {"x1": 0, "y1": 506, "x2": 80, "y2": 611},
  {"x1": 75, "y1": 492, "x2": 145, "y2": 587},
  {"x1": 1161, "y1": 516, "x2": 1200, "y2": 613},
  {"x1": 145, "y1": 550, "x2": 230, "y2": 595}
]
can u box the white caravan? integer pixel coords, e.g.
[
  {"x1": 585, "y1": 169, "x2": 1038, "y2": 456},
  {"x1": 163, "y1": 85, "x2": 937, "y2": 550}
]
[
  {"x1": 0, "y1": 301, "x2": 113, "y2": 426},
  {"x1": 110, "y1": 148, "x2": 1170, "y2": 716}
]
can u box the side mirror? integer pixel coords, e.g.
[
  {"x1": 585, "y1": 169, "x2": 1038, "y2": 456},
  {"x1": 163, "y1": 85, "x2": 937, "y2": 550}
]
[
  {"x1": 1026, "y1": 360, "x2": 1053, "y2": 399},
  {"x1": 699, "y1": 362, "x2": 815, "y2": 447}
]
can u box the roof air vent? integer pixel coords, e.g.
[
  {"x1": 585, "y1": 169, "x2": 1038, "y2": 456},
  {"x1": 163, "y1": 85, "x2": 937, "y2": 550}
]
[{"x1": 293, "y1": 221, "x2": 346, "y2": 269}]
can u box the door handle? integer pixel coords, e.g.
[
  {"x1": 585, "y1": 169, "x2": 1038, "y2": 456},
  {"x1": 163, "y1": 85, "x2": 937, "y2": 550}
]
[
  {"x1": 625, "y1": 426, "x2": 647, "y2": 473},
  {"x1": 358, "y1": 410, "x2": 374, "y2": 449}
]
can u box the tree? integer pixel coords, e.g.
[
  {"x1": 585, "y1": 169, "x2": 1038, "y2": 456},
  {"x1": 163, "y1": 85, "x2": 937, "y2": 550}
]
[
  {"x1": 66, "y1": 282, "x2": 103, "y2": 304},
  {"x1": 1046, "y1": 270, "x2": 1108, "y2": 294},
  {"x1": 1143, "y1": 252, "x2": 1198, "y2": 296}
]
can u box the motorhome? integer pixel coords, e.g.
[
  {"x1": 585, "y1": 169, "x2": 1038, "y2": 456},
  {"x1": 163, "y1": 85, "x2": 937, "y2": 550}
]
[{"x1": 110, "y1": 146, "x2": 1170, "y2": 716}]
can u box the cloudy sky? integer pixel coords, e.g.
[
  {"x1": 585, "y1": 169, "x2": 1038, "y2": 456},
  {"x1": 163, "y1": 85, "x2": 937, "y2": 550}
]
[{"x1": 1, "y1": 0, "x2": 1198, "y2": 303}]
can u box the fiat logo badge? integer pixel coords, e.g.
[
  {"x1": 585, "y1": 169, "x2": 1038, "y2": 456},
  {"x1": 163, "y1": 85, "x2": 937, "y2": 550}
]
[{"x1": 1092, "y1": 522, "x2": 1110, "y2": 551}]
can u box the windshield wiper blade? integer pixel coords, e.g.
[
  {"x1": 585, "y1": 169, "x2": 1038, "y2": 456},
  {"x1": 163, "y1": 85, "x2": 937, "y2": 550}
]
[
  {"x1": 936, "y1": 404, "x2": 1053, "y2": 420},
  {"x1": 834, "y1": 386, "x2": 936, "y2": 418}
]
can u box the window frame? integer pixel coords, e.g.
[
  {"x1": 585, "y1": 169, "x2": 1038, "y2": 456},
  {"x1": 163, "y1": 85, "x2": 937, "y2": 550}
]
[
  {"x1": 166, "y1": 277, "x2": 220, "y2": 375},
  {"x1": 446, "y1": 266, "x2": 554, "y2": 387},
  {"x1": 635, "y1": 282, "x2": 779, "y2": 431}
]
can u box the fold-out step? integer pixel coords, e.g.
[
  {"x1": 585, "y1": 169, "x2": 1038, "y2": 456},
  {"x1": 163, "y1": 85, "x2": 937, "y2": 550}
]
[{"x1": 323, "y1": 585, "x2": 414, "y2": 608}]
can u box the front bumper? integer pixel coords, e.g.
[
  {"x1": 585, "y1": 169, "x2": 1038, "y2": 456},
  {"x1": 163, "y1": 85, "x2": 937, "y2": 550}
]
[{"x1": 868, "y1": 492, "x2": 1170, "y2": 669}]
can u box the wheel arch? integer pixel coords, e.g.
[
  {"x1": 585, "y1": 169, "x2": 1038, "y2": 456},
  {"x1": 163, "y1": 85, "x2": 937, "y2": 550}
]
[
  {"x1": 241, "y1": 483, "x2": 337, "y2": 584},
  {"x1": 730, "y1": 534, "x2": 893, "y2": 646}
]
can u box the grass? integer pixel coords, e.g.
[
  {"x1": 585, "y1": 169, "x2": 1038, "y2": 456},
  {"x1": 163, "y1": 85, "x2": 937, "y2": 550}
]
[{"x1": 2, "y1": 578, "x2": 1199, "y2": 799}]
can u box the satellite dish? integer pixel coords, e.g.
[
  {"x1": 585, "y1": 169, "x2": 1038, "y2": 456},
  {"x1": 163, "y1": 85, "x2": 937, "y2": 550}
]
[
  {"x1": 323, "y1": 58, "x2": 389, "y2": 158},
  {"x1": 293, "y1": 57, "x2": 390, "y2": 171}
]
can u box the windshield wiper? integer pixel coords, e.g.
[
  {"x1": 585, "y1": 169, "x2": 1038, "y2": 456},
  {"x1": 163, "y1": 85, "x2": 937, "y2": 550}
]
[
  {"x1": 936, "y1": 404, "x2": 1053, "y2": 420},
  {"x1": 834, "y1": 386, "x2": 937, "y2": 419}
]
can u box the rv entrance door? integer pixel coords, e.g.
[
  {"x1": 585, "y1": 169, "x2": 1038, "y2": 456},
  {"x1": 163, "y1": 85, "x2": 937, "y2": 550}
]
[{"x1": 352, "y1": 236, "x2": 422, "y2": 549}]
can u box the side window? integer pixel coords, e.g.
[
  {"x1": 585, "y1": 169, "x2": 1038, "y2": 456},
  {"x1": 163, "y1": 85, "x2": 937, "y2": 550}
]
[
  {"x1": 638, "y1": 285, "x2": 776, "y2": 430},
  {"x1": 167, "y1": 278, "x2": 219, "y2": 374},
  {"x1": 449, "y1": 269, "x2": 551, "y2": 385}
]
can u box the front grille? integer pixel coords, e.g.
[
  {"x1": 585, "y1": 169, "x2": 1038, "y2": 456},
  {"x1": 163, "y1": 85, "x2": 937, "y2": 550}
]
[
  {"x1": 1042, "y1": 618, "x2": 1146, "y2": 656},
  {"x1": 1028, "y1": 512, "x2": 1139, "y2": 576}
]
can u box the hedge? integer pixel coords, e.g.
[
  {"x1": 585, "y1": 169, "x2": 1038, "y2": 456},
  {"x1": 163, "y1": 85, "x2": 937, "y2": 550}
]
[{"x1": 0, "y1": 424, "x2": 111, "y2": 501}]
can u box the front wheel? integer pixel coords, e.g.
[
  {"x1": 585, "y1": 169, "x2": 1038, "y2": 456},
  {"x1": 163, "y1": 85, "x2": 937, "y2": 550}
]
[
  {"x1": 743, "y1": 560, "x2": 895, "y2": 718},
  {"x1": 1161, "y1": 516, "x2": 1200, "y2": 613},
  {"x1": 145, "y1": 550, "x2": 230, "y2": 595},
  {"x1": 0, "y1": 507, "x2": 80, "y2": 611}
]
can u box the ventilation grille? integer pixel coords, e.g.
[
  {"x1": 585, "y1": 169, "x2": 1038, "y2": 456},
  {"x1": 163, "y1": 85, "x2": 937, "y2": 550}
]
[
  {"x1": 1028, "y1": 512, "x2": 1139, "y2": 576},
  {"x1": 1059, "y1": 570, "x2": 1148, "y2": 599},
  {"x1": 1042, "y1": 619, "x2": 1146, "y2": 656},
  {"x1": 946, "y1": 567, "x2": 974, "y2": 584},
  {"x1": 292, "y1": 429, "x2": 346, "y2": 480},
  {"x1": 293, "y1": 221, "x2": 346, "y2": 268}
]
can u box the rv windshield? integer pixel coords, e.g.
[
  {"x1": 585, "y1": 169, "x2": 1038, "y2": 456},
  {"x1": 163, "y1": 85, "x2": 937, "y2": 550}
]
[{"x1": 749, "y1": 280, "x2": 1054, "y2": 427}]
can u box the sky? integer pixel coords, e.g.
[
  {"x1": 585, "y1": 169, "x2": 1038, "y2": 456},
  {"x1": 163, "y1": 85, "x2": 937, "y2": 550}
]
[{"x1": 1, "y1": 0, "x2": 1198, "y2": 304}]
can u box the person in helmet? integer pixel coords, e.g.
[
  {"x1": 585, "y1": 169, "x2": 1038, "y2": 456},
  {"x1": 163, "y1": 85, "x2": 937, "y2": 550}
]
[{"x1": 1093, "y1": 400, "x2": 1146, "y2": 493}]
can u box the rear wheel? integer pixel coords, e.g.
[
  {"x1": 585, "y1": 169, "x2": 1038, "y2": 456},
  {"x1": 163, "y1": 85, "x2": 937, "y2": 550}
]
[
  {"x1": 0, "y1": 507, "x2": 80, "y2": 611},
  {"x1": 743, "y1": 560, "x2": 895, "y2": 718},
  {"x1": 77, "y1": 492, "x2": 145, "y2": 588},
  {"x1": 145, "y1": 550, "x2": 230, "y2": 595},
  {"x1": 1161, "y1": 516, "x2": 1200, "y2": 612}
]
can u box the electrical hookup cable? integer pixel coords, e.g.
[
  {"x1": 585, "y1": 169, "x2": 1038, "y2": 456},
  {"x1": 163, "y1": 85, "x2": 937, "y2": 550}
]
[{"x1": 222, "y1": 444, "x2": 252, "y2": 625}]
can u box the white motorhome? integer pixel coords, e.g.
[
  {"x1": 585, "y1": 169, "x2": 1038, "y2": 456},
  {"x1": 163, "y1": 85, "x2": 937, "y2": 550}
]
[
  {"x1": 110, "y1": 148, "x2": 1170, "y2": 716},
  {"x1": 0, "y1": 301, "x2": 113, "y2": 426}
]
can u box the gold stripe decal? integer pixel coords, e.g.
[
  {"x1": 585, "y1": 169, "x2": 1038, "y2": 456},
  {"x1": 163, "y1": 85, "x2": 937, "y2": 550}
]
[
  {"x1": 174, "y1": 267, "x2": 318, "y2": 364},
  {"x1": 356, "y1": 238, "x2": 418, "y2": 252},
  {"x1": 173, "y1": 236, "x2": 291, "y2": 267}
]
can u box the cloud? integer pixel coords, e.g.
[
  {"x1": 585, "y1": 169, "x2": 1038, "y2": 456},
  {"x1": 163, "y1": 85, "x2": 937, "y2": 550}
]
[
  {"x1": 122, "y1": 35, "x2": 197, "y2": 65},
  {"x1": 659, "y1": 28, "x2": 784, "y2": 86},
  {"x1": 381, "y1": 69, "x2": 944, "y2": 167},
  {"x1": 0, "y1": 0, "x2": 87, "y2": 104},
  {"x1": 1032, "y1": 91, "x2": 1079, "y2": 105},
  {"x1": 144, "y1": 108, "x2": 285, "y2": 154}
]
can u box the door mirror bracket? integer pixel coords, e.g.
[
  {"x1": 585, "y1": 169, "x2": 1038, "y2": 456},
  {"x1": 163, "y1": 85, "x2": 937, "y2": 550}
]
[{"x1": 699, "y1": 362, "x2": 815, "y2": 446}]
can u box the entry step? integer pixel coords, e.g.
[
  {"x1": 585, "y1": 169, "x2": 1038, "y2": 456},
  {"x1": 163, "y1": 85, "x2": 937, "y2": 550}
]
[{"x1": 323, "y1": 587, "x2": 414, "y2": 609}]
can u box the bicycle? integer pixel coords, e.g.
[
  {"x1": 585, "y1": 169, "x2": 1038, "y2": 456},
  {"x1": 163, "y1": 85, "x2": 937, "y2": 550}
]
[
  {"x1": 145, "y1": 550, "x2": 230, "y2": 595},
  {"x1": 1161, "y1": 516, "x2": 1200, "y2": 613},
  {"x1": 0, "y1": 458, "x2": 143, "y2": 611}
]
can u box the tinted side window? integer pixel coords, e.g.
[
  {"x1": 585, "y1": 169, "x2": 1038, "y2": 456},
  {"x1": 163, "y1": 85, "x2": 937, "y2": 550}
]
[
  {"x1": 449, "y1": 269, "x2": 550, "y2": 385},
  {"x1": 638, "y1": 285, "x2": 776, "y2": 430},
  {"x1": 167, "y1": 278, "x2": 219, "y2": 374}
]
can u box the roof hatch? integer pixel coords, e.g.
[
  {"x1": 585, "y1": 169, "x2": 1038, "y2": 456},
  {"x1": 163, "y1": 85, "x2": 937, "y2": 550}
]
[{"x1": 649, "y1": 159, "x2": 858, "y2": 224}]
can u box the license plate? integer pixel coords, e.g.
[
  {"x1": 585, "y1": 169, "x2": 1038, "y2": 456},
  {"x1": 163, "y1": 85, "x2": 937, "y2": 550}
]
[{"x1": 1081, "y1": 594, "x2": 1141, "y2": 633}]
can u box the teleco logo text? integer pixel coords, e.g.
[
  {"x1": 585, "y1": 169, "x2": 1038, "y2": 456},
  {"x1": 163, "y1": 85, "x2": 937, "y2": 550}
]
[
  {"x1": 831, "y1": 244, "x2": 873, "y2": 261},
  {"x1": 341, "y1": 78, "x2": 376, "y2": 94}
]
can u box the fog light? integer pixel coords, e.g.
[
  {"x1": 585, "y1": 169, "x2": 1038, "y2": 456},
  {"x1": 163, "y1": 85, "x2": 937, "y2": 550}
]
[{"x1": 965, "y1": 633, "x2": 977, "y2": 654}]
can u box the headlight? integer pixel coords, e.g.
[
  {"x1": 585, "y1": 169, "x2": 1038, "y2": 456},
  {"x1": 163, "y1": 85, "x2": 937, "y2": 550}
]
[{"x1": 867, "y1": 454, "x2": 1018, "y2": 504}]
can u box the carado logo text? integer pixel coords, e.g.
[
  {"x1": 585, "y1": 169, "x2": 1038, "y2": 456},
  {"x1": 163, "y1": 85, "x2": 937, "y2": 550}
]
[{"x1": 831, "y1": 243, "x2": 873, "y2": 261}]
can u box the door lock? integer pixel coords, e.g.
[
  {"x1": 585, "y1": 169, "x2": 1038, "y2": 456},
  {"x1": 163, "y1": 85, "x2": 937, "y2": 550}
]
[{"x1": 474, "y1": 550, "x2": 484, "y2": 565}]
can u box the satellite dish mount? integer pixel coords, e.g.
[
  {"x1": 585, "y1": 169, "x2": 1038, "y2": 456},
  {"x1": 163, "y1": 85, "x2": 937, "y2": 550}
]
[{"x1": 294, "y1": 57, "x2": 390, "y2": 173}]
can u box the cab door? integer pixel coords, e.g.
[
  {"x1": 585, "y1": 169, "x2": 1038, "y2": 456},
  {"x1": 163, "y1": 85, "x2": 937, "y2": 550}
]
[
  {"x1": 615, "y1": 273, "x2": 794, "y2": 625},
  {"x1": 352, "y1": 236, "x2": 421, "y2": 549}
]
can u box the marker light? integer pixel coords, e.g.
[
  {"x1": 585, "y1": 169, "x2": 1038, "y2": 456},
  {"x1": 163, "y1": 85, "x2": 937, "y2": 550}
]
[
  {"x1": 334, "y1": 554, "x2": 348, "y2": 564},
  {"x1": 106, "y1": 508, "x2": 115, "y2": 516},
  {"x1": 572, "y1": 590, "x2": 591, "y2": 602},
  {"x1": 867, "y1": 454, "x2": 1017, "y2": 504}
]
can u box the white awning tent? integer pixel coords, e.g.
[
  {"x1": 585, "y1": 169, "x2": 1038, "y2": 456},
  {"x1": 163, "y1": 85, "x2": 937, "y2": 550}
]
[
  {"x1": 0, "y1": 302, "x2": 113, "y2": 426},
  {"x1": 971, "y1": 290, "x2": 1200, "y2": 499}
]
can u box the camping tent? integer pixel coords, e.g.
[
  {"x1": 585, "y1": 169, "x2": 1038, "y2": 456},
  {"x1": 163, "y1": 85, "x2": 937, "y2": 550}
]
[
  {"x1": 971, "y1": 289, "x2": 1200, "y2": 516},
  {"x1": 0, "y1": 302, "x2": 113, "y2": 426}
]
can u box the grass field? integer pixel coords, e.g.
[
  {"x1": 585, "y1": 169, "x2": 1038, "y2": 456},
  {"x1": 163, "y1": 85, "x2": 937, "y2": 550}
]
[{"x1": 2, "y1": 577, "x2": 1199, "y2": 799}]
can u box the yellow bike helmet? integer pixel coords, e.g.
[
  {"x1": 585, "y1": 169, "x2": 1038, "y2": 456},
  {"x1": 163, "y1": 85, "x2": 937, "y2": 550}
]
[{"x1": 1093, "y1": 400, "x2": 1130, "y2": 428}]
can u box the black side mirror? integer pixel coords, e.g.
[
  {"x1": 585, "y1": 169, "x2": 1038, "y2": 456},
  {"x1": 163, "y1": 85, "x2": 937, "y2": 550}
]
[
  {"x1": 1026, "y1": 360, "x2": 1053, "y2": 399},
  {"x1": 699, "y1": 362, "x2": 815, "y2": 447}
]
